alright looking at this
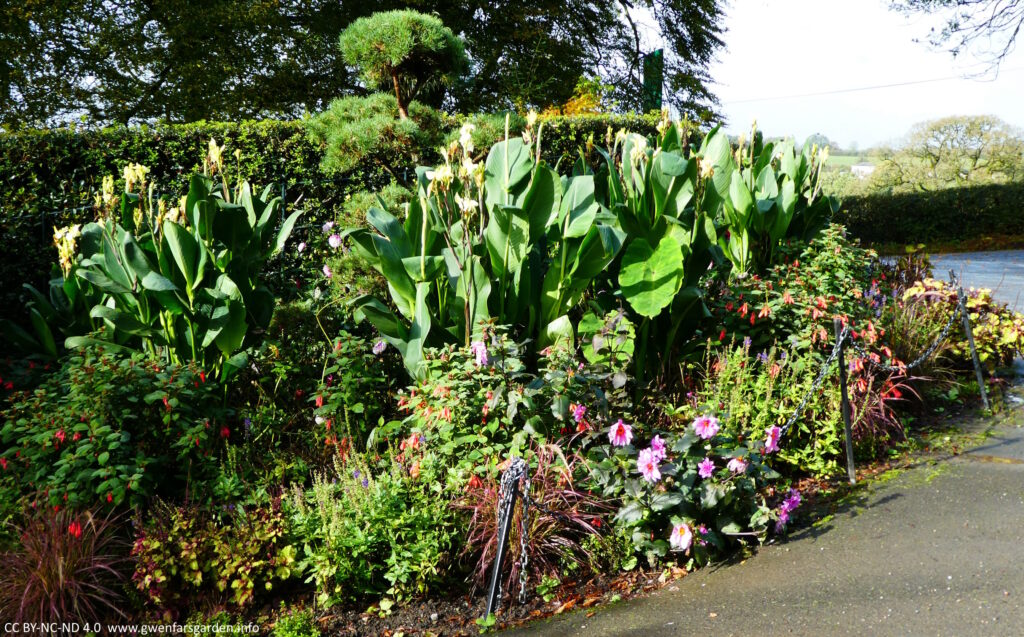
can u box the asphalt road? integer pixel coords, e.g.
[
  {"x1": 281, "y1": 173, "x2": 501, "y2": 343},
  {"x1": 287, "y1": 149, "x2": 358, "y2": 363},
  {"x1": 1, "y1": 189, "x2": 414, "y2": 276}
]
[
  {"x1": 933, "y1": 251, "x2": 1024, "y2": 312},
  {"x1": 509, "y1": 400, "x2": 1024, "y2": 637}
]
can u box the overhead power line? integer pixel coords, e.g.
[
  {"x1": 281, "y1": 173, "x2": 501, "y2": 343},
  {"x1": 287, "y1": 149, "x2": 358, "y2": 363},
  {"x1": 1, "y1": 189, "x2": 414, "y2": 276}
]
[{"x1": 722, "y1": 67, "x2": 1024, "y2": 104}]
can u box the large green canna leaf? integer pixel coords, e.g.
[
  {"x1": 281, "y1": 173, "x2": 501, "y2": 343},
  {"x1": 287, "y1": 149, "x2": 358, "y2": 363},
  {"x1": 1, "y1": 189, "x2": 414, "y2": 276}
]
[
  {"x1": 524, "y1": 164, "x2": 561, "y2": 241},
  {"x1": 484, "y1": 204, "x2": 531, "y2": 281},
  {"x1": 271, "y1": 210, "x2": 301, "y2": 257},
  {"x1": 163, "y1": 221, "x2": 200, "y2": 294},
  {"x1": 619, "y1": 235, "x2": 685, "y2": 318},
  {"x1": 560, "y1": 175, "x2": 598, "y2": 238},
  {"x1": 28, "y1": 308, "x2": 57, "y2": 357},
  {"x1": 484, "y1": 138, "x2": 533, "y2": 212}
]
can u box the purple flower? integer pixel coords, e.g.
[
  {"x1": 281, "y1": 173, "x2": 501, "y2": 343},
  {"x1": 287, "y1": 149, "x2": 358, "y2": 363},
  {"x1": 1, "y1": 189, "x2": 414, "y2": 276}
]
[
  {"x1": 669, "y1": 523, "x2": 693, "y2": 551},
  {"x1": 775, "y1": 510, "x2": 790, "y2": 532},
  {"x1": 637, "y1": 448, "x2": 661, "y2": 483},
  {"x1": 781, "y1": 488, "x2": 801, "y2": 513},
  {"x1": 353, "y1": 469, "x2": 361, "y2": 479},
  {"x1": 470, "y1": 340, "x2": 488, "y2": 366},
  {"x1": 649, "y1": 435, "x2": 667, "y2": 462},
  {"x1": 697, "y1": 524, "x2": 708, "y2": 535},
  {"x1": 372, "y1": 340, "x2": 387, "y2": 355},
  {"x1": 697, "y1": 457, "x2": 715, "y2": 479},
  {"x1": 297, "y1": 241, "x2": 306, "y2": 253},
  {"x1": 692, "y1": 415, "x2": 720, "y2": 440},
  {"x1": 571, "y1": 403, "x2": 587, "y2": 423},
  {"x1": 764, "y1": 425, "x2": 782, "y2": 453},
  {"x1": 727, "y1": 456, "x2": 749, "y2": 474},
  {"x1": 328, "y1": 233, "x2": 342, "y2": 249},
  {"x1": 361, "y1": 478, "x2": 369, "y2": 488},
  {"x1": 322, "y1": 264, "x2": 332, "y2": 278},
  {"x1": 608, "y1": 420, "x2": 632, "y2": 447},
  {"x1": 757, "y1": 352, "x2": 769, "y2": 363},
  {"x1": 322, "y1": 221, "x2": 335, "y2": 233},
  {"x1": 743, "y1": 336, "x2": 752, "y2": 348}
]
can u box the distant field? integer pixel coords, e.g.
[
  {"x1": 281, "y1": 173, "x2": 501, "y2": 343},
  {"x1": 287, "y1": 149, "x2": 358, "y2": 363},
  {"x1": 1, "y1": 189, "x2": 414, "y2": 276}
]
[{"x1": 827, "y1": 154, "x2": 876, "y2": 167}]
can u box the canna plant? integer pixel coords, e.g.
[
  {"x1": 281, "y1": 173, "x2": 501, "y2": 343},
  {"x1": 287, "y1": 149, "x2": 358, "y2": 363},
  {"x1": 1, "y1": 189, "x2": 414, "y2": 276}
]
[
  {"x1": 30, "y1": 141, "x2": 300, "y2": 380},
  {"x1": 347, "y1": 116, "x2": 624, "y2": 378}
]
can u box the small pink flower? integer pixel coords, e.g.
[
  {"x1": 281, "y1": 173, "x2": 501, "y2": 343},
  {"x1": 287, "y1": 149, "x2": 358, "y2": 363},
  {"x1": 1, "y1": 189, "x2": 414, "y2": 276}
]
[
  {"x1": 669, "y1": 523, "x2": 693, "y2": 551},
  {"x1": 698, "y1": 457, "x2": 715, "y2": 479},
  {"x1": 649, "y1": 435, "x2": 666, "y2": 462},
  {"x1": 637, "y1": 448, "x2": 661, "y2": 483},
  {"x1": 692, "y1": 415, "x2": 720, "y2": 440},
  {"x1": 328, "y1": 233, "x2": 342, "y2": 249},
  {"x1": 765, "y1": 426, "x2": 782, "y2": 453},
  {"x1": 608, "y1": 420, "x2": 632, "y2": 447},
  {"x1": 372, "y1": 340, "x2": 386, "y2": 355},
  {"x1": 470, "y1": 340, "x2": 488, "y2": 366},
  {"x1": 727, "y1": 457, "x2": 749, "y2": 474},
  {"x1": 570, "y1": 403, "x2": 587, "y2": 423},
  {"x1": 322, "y1": 264, "x2": 332, "y2": 278},
  {"x1": 297, "y1": 241, "x2": 306, "y2": 253}
]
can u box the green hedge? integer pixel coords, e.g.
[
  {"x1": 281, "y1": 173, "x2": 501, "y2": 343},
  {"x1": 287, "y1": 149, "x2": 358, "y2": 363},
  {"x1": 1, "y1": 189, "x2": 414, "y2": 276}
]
[
  {"x1": 0, "y1": 113, "x2": 658, "y2": 335},
  {"x1": 837, "y1": 182, "x2": 1024, "y2": 247}
]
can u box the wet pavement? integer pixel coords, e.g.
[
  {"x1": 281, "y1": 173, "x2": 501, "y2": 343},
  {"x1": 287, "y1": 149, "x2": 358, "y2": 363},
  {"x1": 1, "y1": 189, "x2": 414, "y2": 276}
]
[
  {"x1": 933, "y1": 251, "x2": 1024, "y2": 312},
  {"x1": 509, "y1": 400, "x2": 1024, "y2": 636}
]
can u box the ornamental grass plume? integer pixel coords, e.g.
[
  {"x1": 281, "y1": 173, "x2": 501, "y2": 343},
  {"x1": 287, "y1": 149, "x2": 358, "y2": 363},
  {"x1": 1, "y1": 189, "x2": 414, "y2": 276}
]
[{"x1": 0, "y1": 507, "x2": 128, "y2": 625}]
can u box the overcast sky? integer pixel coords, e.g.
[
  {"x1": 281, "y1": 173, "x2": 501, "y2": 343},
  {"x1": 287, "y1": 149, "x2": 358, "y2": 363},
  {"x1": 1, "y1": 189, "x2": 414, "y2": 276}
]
[{"x1": 704, "y1": 0, "x2": 1024, "y2": 149}]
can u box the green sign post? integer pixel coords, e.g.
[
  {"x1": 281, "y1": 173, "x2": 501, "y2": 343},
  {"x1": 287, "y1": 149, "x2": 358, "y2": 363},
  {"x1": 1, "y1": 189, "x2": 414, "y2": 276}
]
[{"x1": 642, "y1": 48, "x2": 664, "y2": 112}]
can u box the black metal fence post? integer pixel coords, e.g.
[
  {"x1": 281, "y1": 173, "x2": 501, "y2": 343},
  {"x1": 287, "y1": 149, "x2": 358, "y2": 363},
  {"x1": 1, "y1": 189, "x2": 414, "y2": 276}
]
[
  {"x1": 834, "y1": 318, "x2": 856, "y2": 484},
  {"x1": 955, "y1": 277, "x2": 990, "y2": 411},
  {"x1": 484, "y1": 458, "x2": 528, "y2": 620}
]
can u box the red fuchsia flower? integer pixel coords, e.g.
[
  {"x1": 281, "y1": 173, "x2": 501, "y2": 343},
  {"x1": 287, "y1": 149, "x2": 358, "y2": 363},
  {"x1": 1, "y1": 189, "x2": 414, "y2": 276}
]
[
  {"x1": 107, "y1": 492, "x2": 113, "y2": 503},
  {"x1": 739, "y1": 302, "x2": 749, "y2": 317},
  {"x1": 637, "y1": 448, "x2": 661, "y2": 483},
  {"x1": 72, "y1": 432, "x2": 81, "y2": 442},
  {"x1": 697, "y1": 457, "x2": 715, "y2": 479},
  {"x1": 718, "y1": 329, "x2": 727, "y2": 341},
  {"x1": 468, "y1": 474, "x2": 482, "y2": 489},
  {"x1": 162, "y1": 396, "x2": 171, "y2": 411},
  {"x1": 68, "y1": 520, "x2": 82, "y2": 539},
  {"x1": 750, "y1": 313, "x2": 756, "y2": 325},
  {"x1": 692, "y1": 415, "x2": 719, "y2": 440},
  {"x1": 608, "y1": 419, "x2": 633, "y2": 447},
  {"x1": 765, "y1": 426, "x2": 782, "y2": 453},
  {"x1": 0, "y1": 457, "x2": 6, "y2": 470},
  {"x1": 55, "y1": 429, "x2": 66, "y2": 445},
  {"x1": 758, "y1": 304, "x2": 771, "y2": 318},
  {"x1": 576, "y1": 419, "x2": 590, "y2": 433},
  {"x1": 315, "y1": 394, "x2": 324, "y2": 408},
  {"x1": 4, "y1": 382, "x2": 13, "y2": 390},
  {"x1": 220, "y1": 426, "x2": 230, "y2": 439},
  {"x1": 727, "y1": 457, "x2": 749, "y2": 474},
  {"x1": 199, "y1": 371, "x2": 206, "y2": 383},
  {"x1": 725, "y1": 301, "x2": 734, "y2": 311},
  {"x1": 769, "y1": 363, "x2": 781, "y2": 379},
  {"x1": 669, "y1": 523, "x2": 693, "y2": 551},
  {"x1": 649, "y1": 435, "x2": 667, "y2": 462}
]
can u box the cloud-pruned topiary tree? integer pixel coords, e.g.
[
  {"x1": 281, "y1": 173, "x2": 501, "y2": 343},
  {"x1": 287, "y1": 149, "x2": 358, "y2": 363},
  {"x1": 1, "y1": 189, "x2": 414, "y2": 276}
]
[
  {"x1": 339, "y1": 10, "x2": 469, "y2": 120},
  {"x1": 307, "y1": 10, "x2": 469, "y2": 181}
]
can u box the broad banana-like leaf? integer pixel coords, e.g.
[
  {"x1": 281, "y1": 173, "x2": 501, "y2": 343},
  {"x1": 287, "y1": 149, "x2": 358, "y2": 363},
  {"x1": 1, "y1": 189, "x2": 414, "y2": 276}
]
[
  {"x1": 560, "y1": 175, "x2": 598, "y2": 238},
  {"x1": 484, "y1": 138, "x2": 533, "y2": 212},
  {"x1": 619, "y1": 235, "x2": 685, "y2": 318}
]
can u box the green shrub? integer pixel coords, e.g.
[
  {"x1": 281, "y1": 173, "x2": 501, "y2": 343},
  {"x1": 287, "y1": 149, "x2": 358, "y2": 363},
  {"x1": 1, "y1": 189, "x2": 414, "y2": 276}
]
[
  {"x1": 288, "y1": 453, "x2": 463, "y2": 605},
  {"x1": 0, "y1": 348, "x2": 229, "y2": 508},
  {"x1": 683, "y1": 344, "x2": 844, "y2": 477},
  {"x1": 131, "y1": 502, "x2": 297, "y2": 612},
  {"x1": 837, "y1": 181, "x2": 1024, "y2": 248},
  {"x1": 273, "y1": 605, "x2": 320, "y2": 637},
  {"x1": 305, "y1": 94, "x2": 445, "y2": 176}
]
